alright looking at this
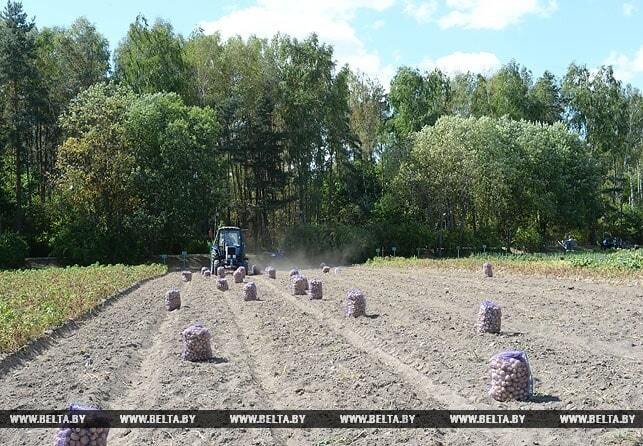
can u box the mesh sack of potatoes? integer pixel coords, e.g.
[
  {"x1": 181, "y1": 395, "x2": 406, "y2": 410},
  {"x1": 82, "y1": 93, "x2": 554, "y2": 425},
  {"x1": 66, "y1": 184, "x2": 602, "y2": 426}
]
[
  {"x1": 53, "y1": 403, "x2": 109, "y2": 446},
  {"x1": 265, "y1": 266, "x2": 276, "y2": 279},
  {"x1": 203, "y1": 270, "x2": 211, "y2": 277},
  {"x1": 247, "y1": 264, "x2": 258, "y2": 275},
  {"x1": 243, "y1": 282, "x2": 258, "y2": 301},
  {"x1": 483, "y1": 262, "x2": 493, "y2": 277},
  {"x1": 164, "y1": 288, "x2": 181, "y2": 311},
  {"x1": 181, "y1": 271, "x2": 192, "y2": 282},
  {"x1": 201, "y1": 266, "x2": 208, "y2": 275},
  {"x1": 293, "y1": 274, "x2": 308, "y2": 290},
  {"x1": 216, "y1": 278, "x2": 229, "y2": 291},
  {"x1": 322, "y1": 266, "x2": 330, "y2": 273},
  {"x1": 181, "y1": 323, "x2": 212, "y2": 362},
  {"x1": 289, "y1": 268, "x2": 299, "y2": 278},
  {"x1": 291, "y1": 276, "x2": 307, "y2": 295},
  {"x1": 217, "y1": 266, "x2": 225, "y2": 278},
  {"x1": 345, "y1": 288, "x2": 366, "y2": 317},
  {"x1": 308, "y1": 279, "x2": 323, "y2": 300},
  {"x1": 488, "y1": 350, "x2": 533, "y2": 402},
  {"x1": 477, "y1": 300, "x2": 502, "y2": 333},
  {"x1": 233, "y1": 268, "x2": 245, "y2": 283}
]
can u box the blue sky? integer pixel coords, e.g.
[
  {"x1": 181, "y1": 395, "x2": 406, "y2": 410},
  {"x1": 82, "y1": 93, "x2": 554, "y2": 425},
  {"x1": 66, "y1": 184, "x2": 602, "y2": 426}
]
[{"x1": 21, "y1": 0, "x2": 643, "y2": 89}]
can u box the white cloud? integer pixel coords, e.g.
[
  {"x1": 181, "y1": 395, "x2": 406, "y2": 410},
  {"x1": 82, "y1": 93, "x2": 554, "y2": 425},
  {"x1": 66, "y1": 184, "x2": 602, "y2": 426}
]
[
  {"x1": 438, "y1": 0, "x2": 558, "y2": 30},
  {"x1": 420, "y1": 51, "x2": 501, "y2": 76},
  {"x1": 378, "y1": 65, "x2": 397, "y2": 88},
  {"x1": 623, "y1": 1, "x2": 638, "y2": 16},
  {"x1": 199, "y1": 0, "x2": 395, "y2": 85},
  {"x1": 404, "y1": 0, "x2": 438, "y2": 23},
  {"x1": 604, "y1": 46, "x2": 643, "y2": 82},
  {"x1": 372, "y1": 19, "x2": 386, "y2": 30}
]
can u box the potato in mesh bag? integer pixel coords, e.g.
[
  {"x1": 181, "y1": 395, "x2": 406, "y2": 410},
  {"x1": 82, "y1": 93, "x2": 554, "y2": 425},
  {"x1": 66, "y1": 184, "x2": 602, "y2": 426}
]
[{"x1": 488, "y1": 350, "x2": 533, "y2": 402}]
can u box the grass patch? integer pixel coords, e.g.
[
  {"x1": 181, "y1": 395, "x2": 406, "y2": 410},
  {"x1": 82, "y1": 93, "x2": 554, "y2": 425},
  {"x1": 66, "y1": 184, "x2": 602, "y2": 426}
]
[
  {"x1": 366, "y1": 250, "x2": 643, "y2": 279},
  {"x1": 0, "y1": 263, "x2": 166, "y2": 354}
]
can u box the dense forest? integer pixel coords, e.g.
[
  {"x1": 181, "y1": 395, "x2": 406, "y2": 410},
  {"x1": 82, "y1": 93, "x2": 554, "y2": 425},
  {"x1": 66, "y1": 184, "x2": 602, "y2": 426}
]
[{"x1": 0, "y1": 1, "x2": 641, "y2": 266}]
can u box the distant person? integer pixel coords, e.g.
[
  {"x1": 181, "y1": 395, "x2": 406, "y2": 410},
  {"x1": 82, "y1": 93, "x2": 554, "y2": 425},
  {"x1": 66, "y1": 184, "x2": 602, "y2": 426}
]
[{"x1": 563, "y1": 236, "x2": 577, "y2": 252}]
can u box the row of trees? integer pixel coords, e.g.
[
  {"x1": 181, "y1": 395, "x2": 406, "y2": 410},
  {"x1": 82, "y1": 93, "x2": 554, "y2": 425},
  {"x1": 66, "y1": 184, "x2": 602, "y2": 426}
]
[
  {"x1": 395, "y1": 116, "x2": 601, "y2": 251},
  {"x1": 0, "y1": 1, "x2": 641, "y2": 264},
  {"x1": 0, "y1": 4, "x2": 111, "y2": 256},
  {"x1": 52, "y1": 85, "x2": 221, "y2": 262}
]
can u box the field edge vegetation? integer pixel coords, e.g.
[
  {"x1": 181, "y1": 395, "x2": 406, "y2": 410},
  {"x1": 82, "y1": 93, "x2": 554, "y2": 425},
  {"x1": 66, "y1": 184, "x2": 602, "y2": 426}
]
[
  {"x1": 0, "y1": 263, "x2": 167, "y2": 354},
  {"x1": 366, "y1": 250, "x2": 643, "y2": 280}
]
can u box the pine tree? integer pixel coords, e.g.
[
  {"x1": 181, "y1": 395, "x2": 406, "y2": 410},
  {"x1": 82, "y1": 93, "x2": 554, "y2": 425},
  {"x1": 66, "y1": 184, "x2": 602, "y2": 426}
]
[{"x1": 0, "y1": 1, "x2": 38, "y2": 231}]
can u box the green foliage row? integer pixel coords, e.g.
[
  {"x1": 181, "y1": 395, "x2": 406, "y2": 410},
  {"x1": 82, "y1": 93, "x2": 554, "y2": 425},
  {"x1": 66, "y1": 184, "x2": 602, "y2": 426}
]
[
  {"x1": 0, "y1": 263, "x2": 166, "y2": 353},
  {"x1": 366, "y1": 249, "x2": 642, "y2": 273},
  {"x1": 388, "y1": 116, "x2": 602, "y2": 250},
  {"x1": 463, "y1": 250, "x2": 643, "y2": 270},
  {"x1": 566, "y1": 250, "x2": 643, "y2": 270}
]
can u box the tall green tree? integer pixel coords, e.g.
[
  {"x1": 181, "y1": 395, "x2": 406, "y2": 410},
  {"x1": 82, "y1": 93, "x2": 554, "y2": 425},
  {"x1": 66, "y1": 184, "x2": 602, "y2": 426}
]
[
  {"x1": 125, "y1": 91, "x2": 222, "y2": 254},
  {"x1": 383, "y1": 66, "x2": 451, "y2": 188},
  {"x1": 449, "y1": 72, "x2": 475, "y2": 117},
  {"x1": 323, "y1": 65, "x2": 361, "y2": 223},
  {"x1": 488, "y1": 61, "x2": 532, "y2": 120},
  {"x1": 347, "y1": 70, "x2": 387, "y2": 162},
  {"x1": 54, "y1": 83, "x2": 222, "y2": 262},
  {"x1": 624, "y1": 87, "x2": 643, "y2": 207},
  {"x1": 186, "y1": 33, "x2": 283, "y2": 236},
  {"x1": 562, "y1": 64, "x2": 630, "y2": 211},
  {"x1": 184, "y1": 31, "x2": 225, "y2": 107},
  {"x1": 34, "y1": 17, "x2": 110, "y2": 202},
  {"x1": 342, "y1": 70, "x2": 386, "y2": 224},
  {"x1": 53, "y1": 83, "x2": 136, "y2": 261},
  {"x1": 529, "y1": 70, "x2": 563, "y2": 124},
  {"x1": 273, "y1": 34, "x2": 337, "y2": 225},
  {"x1": 38, "y1": 18, "x2": 109, "y2": 106},
  {"x1": 471, "y1": 74, "x2": 491, "y2": 117},
  {"x1": 388, "y1": 66, "x2": 451, "y2": 137},
  {"x1": 114, "y1": 16, "x2": 191, "y2": 100},
  {"x1": 239, "y1": 93, "x2": 287, "y2": 249},
  {"x1": 0, "y1": 1, "x2": 38, "y2": 231},
  {"x1": 562, "y1": 64, "x2": 628, "y2": 160}
]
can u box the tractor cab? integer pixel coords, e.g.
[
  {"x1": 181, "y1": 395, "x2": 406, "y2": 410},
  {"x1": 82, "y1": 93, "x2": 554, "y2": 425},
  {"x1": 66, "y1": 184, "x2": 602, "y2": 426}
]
[{"x1": 210, "y1": 226, "x2": 249, "y2": 273}]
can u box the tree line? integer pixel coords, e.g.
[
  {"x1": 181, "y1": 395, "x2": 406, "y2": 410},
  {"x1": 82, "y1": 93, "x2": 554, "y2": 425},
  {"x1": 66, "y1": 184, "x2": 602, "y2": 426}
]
[{"x1": 0, "y1": 1, "x2": 641, "y2": 265}]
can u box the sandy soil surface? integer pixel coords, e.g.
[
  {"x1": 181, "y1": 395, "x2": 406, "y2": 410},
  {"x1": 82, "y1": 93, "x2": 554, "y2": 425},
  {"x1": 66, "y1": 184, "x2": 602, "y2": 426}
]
[{"x1": 0, "y1": 265, "x2": 641, "y2": 445}]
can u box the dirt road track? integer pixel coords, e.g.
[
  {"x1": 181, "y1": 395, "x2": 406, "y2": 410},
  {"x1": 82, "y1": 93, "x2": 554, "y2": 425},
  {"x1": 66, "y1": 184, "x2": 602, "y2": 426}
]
[{"x1": 0, "y1": 266, "x2": 641, "y2": 445}]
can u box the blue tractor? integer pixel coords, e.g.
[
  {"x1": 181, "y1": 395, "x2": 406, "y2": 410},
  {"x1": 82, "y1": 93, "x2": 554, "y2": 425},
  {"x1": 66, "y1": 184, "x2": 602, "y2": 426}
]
[{"x1": 210, "y1": 226, "x2": 249, "y2": 273}]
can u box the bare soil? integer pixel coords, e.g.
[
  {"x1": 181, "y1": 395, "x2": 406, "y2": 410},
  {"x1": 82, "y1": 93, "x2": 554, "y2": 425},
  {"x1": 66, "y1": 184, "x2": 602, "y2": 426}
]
[{"x1": 1, "y1": 265, "x2": 641, "y2": 445}]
